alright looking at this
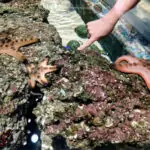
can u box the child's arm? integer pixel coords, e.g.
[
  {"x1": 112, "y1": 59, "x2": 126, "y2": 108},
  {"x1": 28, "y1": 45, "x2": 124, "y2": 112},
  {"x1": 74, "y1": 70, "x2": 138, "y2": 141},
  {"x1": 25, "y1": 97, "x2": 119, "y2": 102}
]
[{"x1": 78, "y1": 0, "x2": 140, "y2": 51}]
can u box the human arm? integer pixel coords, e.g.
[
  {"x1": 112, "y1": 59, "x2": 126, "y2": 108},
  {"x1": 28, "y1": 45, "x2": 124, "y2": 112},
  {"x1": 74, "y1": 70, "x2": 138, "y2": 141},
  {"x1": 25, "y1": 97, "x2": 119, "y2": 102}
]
[{"x1": 77, "y1": 0, "x2": 140, "y2": 51}]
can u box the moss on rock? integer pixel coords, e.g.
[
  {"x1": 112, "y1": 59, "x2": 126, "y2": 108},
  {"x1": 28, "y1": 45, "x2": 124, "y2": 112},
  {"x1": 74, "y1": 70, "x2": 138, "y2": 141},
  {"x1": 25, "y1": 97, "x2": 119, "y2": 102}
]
[{"x1": 0, "y1": 6, "x2": 18, "y2": 15}]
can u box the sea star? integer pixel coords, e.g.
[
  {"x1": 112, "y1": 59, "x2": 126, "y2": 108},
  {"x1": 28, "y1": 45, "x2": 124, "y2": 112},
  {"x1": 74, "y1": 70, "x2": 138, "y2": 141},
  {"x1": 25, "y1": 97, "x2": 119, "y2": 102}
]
[
  {"x1": 0, "y1": 37, "x2": 39, "y2": 62},
  {"x1": 26, "y1": 57, "x2": 57, "y2": 88},
  {"x1": 114, "y1": 55, "x2": 150, "y2": 89}
]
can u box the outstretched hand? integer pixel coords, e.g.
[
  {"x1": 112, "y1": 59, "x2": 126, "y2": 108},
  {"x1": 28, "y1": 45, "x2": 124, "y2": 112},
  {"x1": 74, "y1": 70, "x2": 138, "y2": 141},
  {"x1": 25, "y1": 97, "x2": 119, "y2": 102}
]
[
  {"x1": 77, "y1": 0, "x2": 140, "y2": 51},
  {"x1": 77, "y1": 13, "x2": 118, "y2": 51}
]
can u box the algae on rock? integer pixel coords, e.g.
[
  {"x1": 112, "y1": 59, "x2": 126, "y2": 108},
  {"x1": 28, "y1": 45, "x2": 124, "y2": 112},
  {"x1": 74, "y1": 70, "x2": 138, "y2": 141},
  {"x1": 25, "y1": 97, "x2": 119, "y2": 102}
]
[{"x1": 75, "y1": 25, "x2": 88, "y2": 38}]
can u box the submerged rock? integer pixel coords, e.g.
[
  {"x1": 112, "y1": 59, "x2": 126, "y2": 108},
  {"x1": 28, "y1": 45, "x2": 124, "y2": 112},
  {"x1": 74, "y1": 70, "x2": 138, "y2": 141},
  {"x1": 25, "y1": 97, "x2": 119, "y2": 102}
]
[
  {"x1": 74, "y1": 25, "x2": 88, "y2": 38},
  {"x1": 67, "y1": 40, "x2": 80, "y2": 51},
  {"x1": 67, "y1": 40, "x2": 103, "y2": 53}
]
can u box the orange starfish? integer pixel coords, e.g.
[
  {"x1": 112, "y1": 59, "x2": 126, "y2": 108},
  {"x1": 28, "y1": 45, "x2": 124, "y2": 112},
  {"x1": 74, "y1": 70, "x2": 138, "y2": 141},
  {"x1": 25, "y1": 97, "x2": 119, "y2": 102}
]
[
  {"x1": 26, "y1": 57, "x2": 57, "y2": 88},
  {"x1": 114, "y1": 55, "x2": 150, "y2": 89},
  {"x1": 0, "y1": 37, "x2": 39, "y2": 62}
]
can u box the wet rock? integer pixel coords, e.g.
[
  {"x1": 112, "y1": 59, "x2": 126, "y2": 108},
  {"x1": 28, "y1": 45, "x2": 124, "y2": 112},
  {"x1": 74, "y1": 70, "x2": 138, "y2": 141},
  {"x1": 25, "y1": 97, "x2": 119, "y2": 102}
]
[
  {"x1": 0, "y1": 0, "x2": 12, "y2": 3},
  {"x1": 0, "y1": 98, "x2": 26, "y2": 150},
  {"x1": 0, "y1": 9, "x2": 61, "y2": 101},
  {"x1": 33, "y1": 47, "x2": 150, "y2": 149},
  {"x1": 1, "y1": 0, "x2": 150, "y2": 149},
  {"x1": 0, "y1": 1, "x2": 62, "y2": 149},
  {"x1": 0, "y1": 0, "x2": 49, "y2": 23}
]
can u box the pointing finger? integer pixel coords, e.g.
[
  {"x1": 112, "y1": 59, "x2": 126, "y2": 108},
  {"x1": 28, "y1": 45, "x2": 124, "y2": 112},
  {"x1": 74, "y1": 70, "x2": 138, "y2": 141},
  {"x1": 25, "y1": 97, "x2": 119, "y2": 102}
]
[{"x1": 77, "y1": 37, "x2": 95, "y2": 51}]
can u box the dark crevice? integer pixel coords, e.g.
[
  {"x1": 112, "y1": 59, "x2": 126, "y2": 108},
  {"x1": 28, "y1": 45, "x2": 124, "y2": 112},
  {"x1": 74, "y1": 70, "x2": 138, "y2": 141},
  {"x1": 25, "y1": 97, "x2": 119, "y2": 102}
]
[
  {"x1": 52, "y1": 135, "x2": 81, "y2": 150},
  {"x1": 11, "y1": 86, "x2": 44, "y2": 150},
  {"x1": 0, "y1": 0, "x2": 12, "y2": 3}
]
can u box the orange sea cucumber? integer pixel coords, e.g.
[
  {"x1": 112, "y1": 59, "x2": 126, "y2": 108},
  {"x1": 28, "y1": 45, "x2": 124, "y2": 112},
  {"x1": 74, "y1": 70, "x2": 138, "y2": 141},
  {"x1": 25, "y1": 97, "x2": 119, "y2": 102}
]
[{"x1": 114, "y1": 55, "x2": 150, "y2": 89}]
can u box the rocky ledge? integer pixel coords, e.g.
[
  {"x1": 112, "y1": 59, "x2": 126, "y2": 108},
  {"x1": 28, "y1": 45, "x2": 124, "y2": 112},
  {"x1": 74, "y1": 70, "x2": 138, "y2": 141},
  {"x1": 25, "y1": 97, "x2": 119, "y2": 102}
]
[{"x1": 0, "y1": 0, "x2": 61, "y2": 149}]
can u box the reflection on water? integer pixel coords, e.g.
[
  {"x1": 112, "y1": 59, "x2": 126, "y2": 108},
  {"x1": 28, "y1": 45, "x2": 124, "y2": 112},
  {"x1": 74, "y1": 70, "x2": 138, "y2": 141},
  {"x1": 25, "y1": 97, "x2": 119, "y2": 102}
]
[{"x1": 135, "y1": 0, "x2": 150, "y2": 23}]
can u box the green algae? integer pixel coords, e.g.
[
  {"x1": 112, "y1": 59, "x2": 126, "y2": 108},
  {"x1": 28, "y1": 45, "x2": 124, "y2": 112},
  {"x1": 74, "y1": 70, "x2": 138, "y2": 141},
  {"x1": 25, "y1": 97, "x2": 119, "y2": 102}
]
[
  {"x1": 74, "y1": 25, "x2": 88, "y2": 38},
  {"x1": 0, "y1": 6, "x2": 18, "y2": 15},
  {"x1": 67, "y1": 39, "x2": 103, "y2": 55},
  {"x1": 67, "y1": 40, "x2": 80, "y2": 51}
]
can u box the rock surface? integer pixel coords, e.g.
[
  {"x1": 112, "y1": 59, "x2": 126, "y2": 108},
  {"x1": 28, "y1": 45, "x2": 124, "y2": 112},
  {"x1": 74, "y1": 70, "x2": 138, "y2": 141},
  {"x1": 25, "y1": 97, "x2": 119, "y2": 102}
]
[
  {"x1": 0, "y1": 0, "x2": 61, "y2": 149},
  {"x1": 34, "y1": 48, "x2": 150, "y2": 150}
]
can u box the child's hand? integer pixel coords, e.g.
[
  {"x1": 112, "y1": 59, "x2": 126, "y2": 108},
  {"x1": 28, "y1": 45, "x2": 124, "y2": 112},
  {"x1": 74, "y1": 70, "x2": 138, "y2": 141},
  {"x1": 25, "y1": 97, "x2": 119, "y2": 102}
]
[
  {"x1": 77, "y1": 0, "x2": 140, "y2": 51},
  {"x1": 77, "y1": 16, "x2": 116, "y2": 51}
]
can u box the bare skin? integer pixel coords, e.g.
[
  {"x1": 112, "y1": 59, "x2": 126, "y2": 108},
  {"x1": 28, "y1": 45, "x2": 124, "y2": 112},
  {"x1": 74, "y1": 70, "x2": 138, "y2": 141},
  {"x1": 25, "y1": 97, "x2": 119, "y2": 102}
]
[{"x1": 78, "y1": 0, "x2": 140, "y2": 51}]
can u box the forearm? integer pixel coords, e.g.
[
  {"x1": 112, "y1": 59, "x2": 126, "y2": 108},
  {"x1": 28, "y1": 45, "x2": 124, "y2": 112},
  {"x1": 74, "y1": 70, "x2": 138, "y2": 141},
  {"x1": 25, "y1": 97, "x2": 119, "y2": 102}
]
[
  {"x1": 113, "y1": 0, "x2": 140, "y2": 17},
  {"x1": 101, "y1": 0, "x2": 140, "y2": 25},
  {"x1": 78, "y1": 0, "x2": 140, "y2": 50}
]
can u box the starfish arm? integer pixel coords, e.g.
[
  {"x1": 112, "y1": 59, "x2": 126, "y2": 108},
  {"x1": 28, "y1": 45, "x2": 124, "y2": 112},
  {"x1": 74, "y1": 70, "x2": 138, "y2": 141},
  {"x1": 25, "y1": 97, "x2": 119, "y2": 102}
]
[
  {"x1": 43, "y1": 66, "x2": 57, "y2": 74},
  {"x1": 26, "y1": 64, "x2": 35, "y2": 73},
  {"x1": 28, "y1": 79, "x2": 36, "y2": 88},
  {"x1": 13, "y1": 37, "x2": 39, "y2": 51},
  {"x1": 139, "y1": 70, "x2": 150, "y2": 90},
  {"x1": 0, "y1": 49, "x2": 26, "y2": 61},
  {"x1": 48, "y1": 65, "x2": 57, "y2": 70},
  {"x1": 36, "y1": 77, "x2": 46, "y2": 85},
  {"x1": 120, "y1": 65, "x2": 150, "y2": 90},
  {"x1": 40, "y1": 74, "x2": 48, "y2": 84},
  {"x1": 39, "y1": 71, "x2": 48, "y2": 83},
  {"x1": 114, "y1": 55, "x2": 150, "y2": 90},
  {"x1": 26, "y1": 57, "x2": 57, "y2": 88},
  {"x1": 115, "y1": 55, "x2": 140, "y2": 65},
  {"x1": 39, "y1": 57, "x2": 49, "y2": 67}
]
